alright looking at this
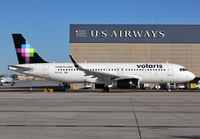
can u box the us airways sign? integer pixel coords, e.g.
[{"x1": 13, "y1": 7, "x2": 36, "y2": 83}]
[
  {"x1": 70, "y1": 24, "x2": 200, "y2": 43},
  {"x1": 75, "y1": 30, "x2": 164, "y2": 38},
  {"x1": 90, "y1": 30, "x2": 165, "y2": 38}
]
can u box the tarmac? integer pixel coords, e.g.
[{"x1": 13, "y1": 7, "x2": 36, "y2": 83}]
[{"x1": 0, "y1": 88, "x2": 199, "y2": 139}]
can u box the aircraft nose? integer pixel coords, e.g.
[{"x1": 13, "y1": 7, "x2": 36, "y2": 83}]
[{"x1": 189, "y1": 72, "x2": 195, "y2": 81}]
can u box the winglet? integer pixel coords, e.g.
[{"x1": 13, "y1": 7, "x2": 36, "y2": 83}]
[{"x1": 69, "y1": 55, "x2": 79, "y2": 68}]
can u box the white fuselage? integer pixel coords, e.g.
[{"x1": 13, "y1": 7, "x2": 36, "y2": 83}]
[
  {"x1": 8, "y1": 63, "x2": 195, "y2": 85},
  {"x1": 0, "y1": 77, "x2": 13, "y2": 84}
]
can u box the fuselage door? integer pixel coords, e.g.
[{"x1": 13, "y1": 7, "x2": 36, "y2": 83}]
[
  {"x1": 43, "y1": 65, "x2": 49, "y2": 76},
  {"x1": 167, "y1": 65, "x2": 173, "y2": 76}
]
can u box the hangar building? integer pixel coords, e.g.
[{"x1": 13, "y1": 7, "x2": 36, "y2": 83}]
[{"x1": 70, "y1": 24, "x2": 200, "y2": 78}]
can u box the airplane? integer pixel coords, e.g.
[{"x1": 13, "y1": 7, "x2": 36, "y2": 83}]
[
  {"x1": 8, "y1": 34, "x2": 195, "y2": 92},
  {"x1": 0, "y1": 77, "x2": 15, "y2": 86}
]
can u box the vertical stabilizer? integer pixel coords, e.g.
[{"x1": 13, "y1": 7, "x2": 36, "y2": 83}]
[{"x1": 12, "y1": 34, "x2": 47, "y2": 64}]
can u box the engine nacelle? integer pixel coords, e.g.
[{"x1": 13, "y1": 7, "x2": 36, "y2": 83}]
[{"x1": 112, "y1": 78, "x2": 139, "y2": 89}]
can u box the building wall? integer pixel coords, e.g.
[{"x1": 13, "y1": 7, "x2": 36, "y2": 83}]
[{"x1": 71, "y1": 43, "x2": 200, "y2": 77}]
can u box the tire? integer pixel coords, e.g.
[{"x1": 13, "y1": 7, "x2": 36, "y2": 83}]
[{"x1": 102, "y1": 87, "x2": 109, "y2": 92}]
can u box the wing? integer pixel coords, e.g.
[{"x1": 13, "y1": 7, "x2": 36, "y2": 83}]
[
  {"x1": 69, "y1": 55, "x2": 122, "y2": 81},
  {"x1": 69, "y1": 55, "x2": 142, "y2": 84}
]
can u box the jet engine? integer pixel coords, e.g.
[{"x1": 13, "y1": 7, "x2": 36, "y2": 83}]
[{"x1": 112, "y1": 78, "x2": 139, "y2": 89}]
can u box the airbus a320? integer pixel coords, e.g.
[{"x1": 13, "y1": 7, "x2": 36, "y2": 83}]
[{"x1": 8, "y1": 34, "x2": 195, "y2": 92}]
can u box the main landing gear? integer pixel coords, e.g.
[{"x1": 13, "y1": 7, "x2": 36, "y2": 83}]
[
  {"x1": 102, "y1": 87, "x2": 109, "y2": 92},
  {"x1": 166, "y1": 83, "x2": 171, "y2": 92},
  {"x1": 167, "y1": 88, "x2": 171, "y2": 92},
  {"x1": 59, "y1": 83, "x2": 69, "y2": 89}
]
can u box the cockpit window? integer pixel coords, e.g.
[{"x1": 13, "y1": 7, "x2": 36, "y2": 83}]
[{"x1": 179, "y1": 68, "x2": 188, "y2": 71}]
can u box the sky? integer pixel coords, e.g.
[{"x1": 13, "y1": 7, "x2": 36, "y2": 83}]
[{"x1": 0, "y1": 0, "x2": 200, "y2": 74}]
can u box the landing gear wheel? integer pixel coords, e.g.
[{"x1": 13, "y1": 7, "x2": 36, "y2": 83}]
[
  {"x1": 166, "y1": 83, "x2": 171, "y2": 93},
  {"x1": 102, "y1": 87, "x2": 109, "y2": 92},
  {"x1": 167, "y1": 89, "x2": 171, "y2": 92}
]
